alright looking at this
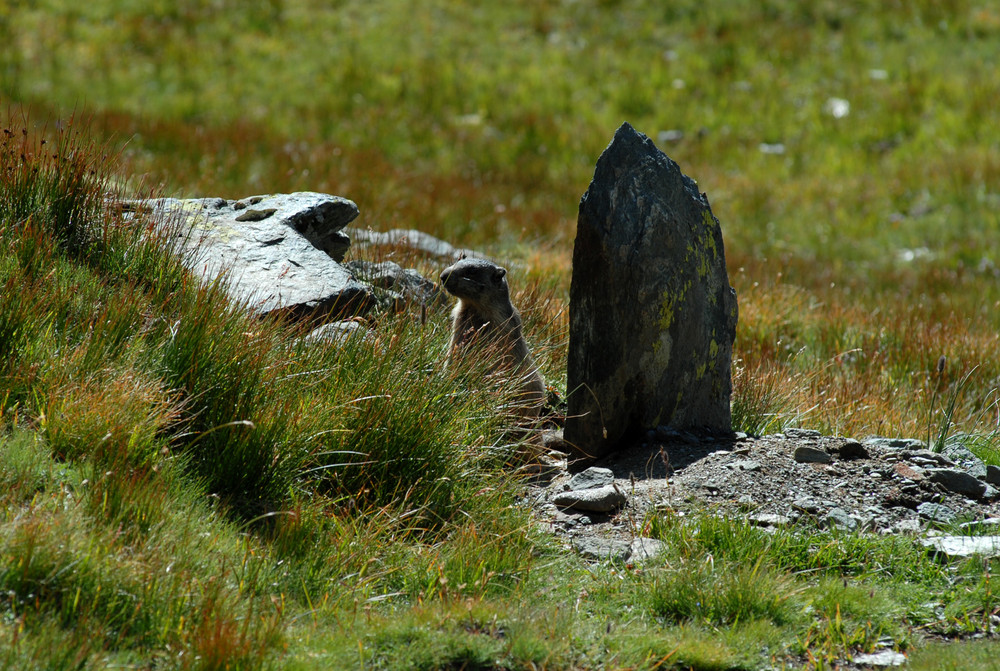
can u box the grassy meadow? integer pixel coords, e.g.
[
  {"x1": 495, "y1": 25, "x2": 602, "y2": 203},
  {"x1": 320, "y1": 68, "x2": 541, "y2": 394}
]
[{"x1": 2, "y1": 0, "x2": 1000, "y2": 668}]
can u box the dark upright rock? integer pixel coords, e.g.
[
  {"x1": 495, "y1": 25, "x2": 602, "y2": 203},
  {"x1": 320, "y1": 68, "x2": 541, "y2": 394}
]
[{"x1": 565, "y1": 123, "x2": 738, "y2": 461}]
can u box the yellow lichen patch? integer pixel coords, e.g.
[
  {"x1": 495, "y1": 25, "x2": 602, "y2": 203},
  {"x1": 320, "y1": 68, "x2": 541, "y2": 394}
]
[
  {"x1": 701, "y1": 210, "x2": 719, "y2": 257},
  {"x1": 659, "y1": 289, "x2": 676, "y2": 331},
  {"x1": 658, "y1": 281, "x2": 691, "y2": 332}
]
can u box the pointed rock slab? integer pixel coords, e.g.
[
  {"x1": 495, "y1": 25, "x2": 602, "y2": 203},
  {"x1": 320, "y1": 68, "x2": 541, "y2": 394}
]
[
  {"x1": 565, "y1": 123, "x2": 738, "y2": 461},
  {"x1": 141, "y1": 193, "x2": 374, "y2": 319}
]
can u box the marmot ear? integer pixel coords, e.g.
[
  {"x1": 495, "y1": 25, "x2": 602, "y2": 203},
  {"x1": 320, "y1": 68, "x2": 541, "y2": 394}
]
[{"x1": 495, "y1": 267, "x2": 507, "y2": 282}]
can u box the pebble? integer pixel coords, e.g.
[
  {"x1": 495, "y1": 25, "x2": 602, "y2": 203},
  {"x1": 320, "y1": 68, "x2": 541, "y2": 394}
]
[
  {"x1": 749, "y1": 513, "x2": 791, "y2": 528},
  {"x1": 552, "y1": 485, "x2": 626, "y2": 513},
  {"x1": 568, "y1": 467, "x2": 615, "y2": 491},
  {"x1": 571, "y1": 536, "x2": 667, "y2": 563},
  {"x1": 906, "y1": 449, "x2": 954, "y2": 467},
  {"x1": 917, "y1": 502, "x2": 956, "y2": 525},
  {"x1": 837, "y1": 440, "x2": 870, "y2": 460},
  {"x1": 628, "y1": 537, "x2": 667, "y2": 563},
  {"x1": 851, "y1": 650, "x2": 907, "y2": 667},
  {"x1": 793, "y1": 445, "x2": 832, "y2": 464},
  {"x1": 941, "y1": 443, "x2": 987, "y2": 478},
  {"x1": 892, "y1": 462, "x2": 924, "y2": 481},
  {"x1": 784, "y1": 428, "x2": 822, "y2": 439},
  {"x1": 572, "y1": 537, "x2": 631, "y2": 561},
  {"x1": 792, "y1": 497, "x2": 823, "y2": 514},
  {"x1": 823, "y1": 507, "x2": 858, "y2": 532},
  {"x1": 864, "y1": 437, "x2": 927, "y2": 451}
]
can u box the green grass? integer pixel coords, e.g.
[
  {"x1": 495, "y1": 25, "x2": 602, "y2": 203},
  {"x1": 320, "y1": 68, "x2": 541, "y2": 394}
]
[{"x1": 3, "y1": 0, "x2": 1000, "y2": 668}]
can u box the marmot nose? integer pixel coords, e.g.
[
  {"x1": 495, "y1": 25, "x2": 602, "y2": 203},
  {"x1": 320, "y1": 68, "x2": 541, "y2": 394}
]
[{"x1": 440, "y1": 269, "x2": 451, "y2": 285}]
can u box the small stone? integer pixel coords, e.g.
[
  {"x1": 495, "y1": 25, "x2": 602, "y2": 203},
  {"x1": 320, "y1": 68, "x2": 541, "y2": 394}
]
[
  {"x1": 793, "y1": 446, "x2": 832, "y2": 464},
  {"x1": 895, "y1": 519, "x2": 922, "y2": 533},
  {"x1": 572, "y1": 537, "x2": 632, "y2": 561},
  {"x1": 906, "y1": 449, "x2": 955, "y2": 467},
  {"x1": 823, "y1": 507, "x2": 858, "y2": 532},
  {"x1": 892, "y1": 462, "x2": 925, "y2": 481},
  {"x1": 347, "y1": 226, "x2": 479, "y2": 260},
  {"x1": 927, "y1": 468, "x2": 988, "y2": 499},
  {"x1": 552, "y1": 485, "x2": 626, "y2": 513},
  {"x1": 837, "y1": 440, "x2": 870, "y2": 460},
  {"x1": 749, "y1": 513, "x2": 791, "y2": 528},
  {"x1": 919, "y1": 535, "x2": 1000, "y2": 559},
  {"x1": 917, "y1": 502, "x2": 956, "y2": 525},
  {"x1": 728, "y1": 459, "x2": 762, "y2": 472},
  {"x1": 852, "y1": 650, "x2": 907, "y2": 667},
  {"x1": 568, "y1": 467, "x2": 615, "y2": 491},
  {"x1": 863, "y1": 437, "x2": 928, "y2": 451},
  {"x1": 987, "y1": 465, "x2": 1000, "y2": 487},
  {"x1": 627, "y1": 537, "x2": 667, "y2": 563},
  {"x1": 519, "y1": 453, "x2": 566, "y2": 481},
  {"x1": 960, "y1": 518, "x2": 1000, "y2": 531},
  {"x1": 539, "y1": 429, "x2": 571, "y2": 455},
  {"x1": 941, "y1": 442, "x2": 987, "y2": 479},
  {"x1": 792, "y1": 497, "x2": 823, "y2": 514},
  {"x1": 784, "y1": 428, "x2": 822, "y2": 439},
  {"x1": 344, "y1": 260, "x2": 441, "y2": 307}
]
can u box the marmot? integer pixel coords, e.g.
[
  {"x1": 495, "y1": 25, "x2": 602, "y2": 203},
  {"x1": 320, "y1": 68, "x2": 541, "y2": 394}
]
[{"x1": 440, "y1": 258, "x2": 546, "y2": 417}]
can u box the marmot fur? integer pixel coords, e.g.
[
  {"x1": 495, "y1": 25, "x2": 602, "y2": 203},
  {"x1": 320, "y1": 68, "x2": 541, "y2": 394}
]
[{"x1": 440, "y1": 258, "x2": 546, "y2": 417}]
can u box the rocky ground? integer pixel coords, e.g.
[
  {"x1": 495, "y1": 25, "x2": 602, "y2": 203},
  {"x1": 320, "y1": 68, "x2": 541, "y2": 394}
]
[
  {"x1": 527, "y1": 428, "x2": 1000, "y2": 563},
  {"x1": 522, "y1": 429, "x2": 1000, "y2": 668}
]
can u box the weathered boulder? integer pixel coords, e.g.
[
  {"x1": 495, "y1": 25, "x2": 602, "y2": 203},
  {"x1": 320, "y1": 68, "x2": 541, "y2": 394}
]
[
  {"x1": 565, "y1": 122, "x2": 738, "y2": 461},
  {"x1": 139, "y1": 192, "x2": 375, "y2": 319},
  {"x1": 347, "y1": 227, "x2": 480, "y2": 260}
]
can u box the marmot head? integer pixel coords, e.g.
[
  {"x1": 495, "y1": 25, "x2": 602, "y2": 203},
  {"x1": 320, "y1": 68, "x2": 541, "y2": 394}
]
[{"x1": 440, "y1": 258, "x2": 510, "y2": 303}]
